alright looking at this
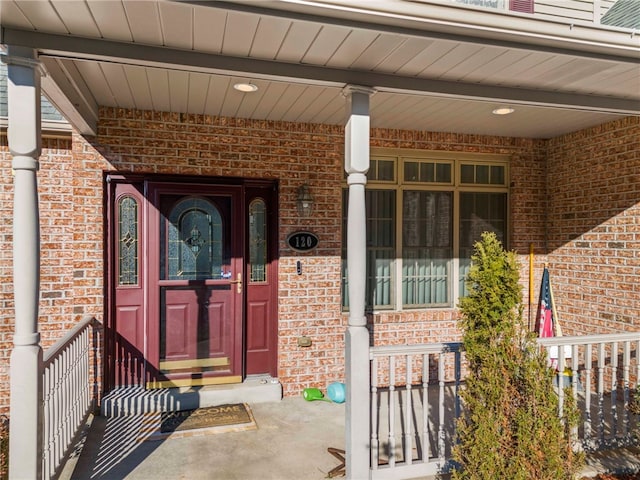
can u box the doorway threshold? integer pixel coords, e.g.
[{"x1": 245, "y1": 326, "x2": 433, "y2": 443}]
[{"x1": 101, "y1": 375, "x2": 282, "y2": 417}]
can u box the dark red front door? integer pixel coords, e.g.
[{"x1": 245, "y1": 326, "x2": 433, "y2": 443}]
[
  {"x1": 107, "y1": 177, "x2": 278, "y2": 390},
  {"x1": 147, "y1": 184, "x2": 243, "y2": 387}
]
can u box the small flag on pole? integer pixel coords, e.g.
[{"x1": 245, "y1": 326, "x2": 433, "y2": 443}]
[
  {"x1": 535, "y1": 266, "x2": 554, "y2": 338},
  {"x1": 535, "y1": 265, "x2": 570, "y2": 369}
]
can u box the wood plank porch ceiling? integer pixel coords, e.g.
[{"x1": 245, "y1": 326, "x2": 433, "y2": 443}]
[{"x1": 1, "y1": 0, "x2": 638, "y2": 138}]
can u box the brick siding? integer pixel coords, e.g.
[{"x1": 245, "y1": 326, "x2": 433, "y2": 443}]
[
  {"x1": 546, "y1": 116, "x2": 640, "y2": 336},
  {"x1": 0, "y1": 111, "x2": 638, "y2": 414}
]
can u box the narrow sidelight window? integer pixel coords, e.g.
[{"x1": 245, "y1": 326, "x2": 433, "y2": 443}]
[
  {"x1": 118, "y1": 195, "x2": 139, "y2": 286},
  {"x1": 249, "y1": 199, "x2": 267, "y2": 282}
]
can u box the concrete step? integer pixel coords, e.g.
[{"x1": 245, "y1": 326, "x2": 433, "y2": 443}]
[{"x1": 101, "y1": 375, "x2": 282, "y2": 416}]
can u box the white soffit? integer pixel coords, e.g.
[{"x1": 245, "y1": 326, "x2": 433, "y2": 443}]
[
  {"x1": 0, "y1": 0, "x2": 638, "y2": 138},
  {"x1": 222, "y1": 0, "x2": 640, "y2": 54}
]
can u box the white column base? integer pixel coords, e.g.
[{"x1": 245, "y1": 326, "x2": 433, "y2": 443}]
[
  {"x1": 345, "y1": 325, "x2": 371, "y2": 480},
  {"x1": 9, "y1": 345, "x2": 43, "y2": 480}
]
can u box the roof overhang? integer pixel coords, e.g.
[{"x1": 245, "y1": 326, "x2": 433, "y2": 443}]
[{"x1": 1, "y1": 0, "x2": 638, "y2": 139}]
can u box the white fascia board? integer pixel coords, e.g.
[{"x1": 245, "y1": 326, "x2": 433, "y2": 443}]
[
  {"x1": 4, "y1": 27, "x2": 639, "y2": 114},
  {"x1": 40, "y1": 80, "x2": 96, "y2": 136},
  {"x1": 218, "y1": 0, "x2": 640, "y2": 58},
  {"x1": 40, "y1": 58, "x2": 98, "y2": 136}
]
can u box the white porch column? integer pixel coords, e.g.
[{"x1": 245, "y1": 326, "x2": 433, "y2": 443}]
[
  {"x1": 4, "y1": 46, "x2": 43, "y2": 480},
  {"x1": 343, "y1": 85, "x2": 374, "y2": 480}
]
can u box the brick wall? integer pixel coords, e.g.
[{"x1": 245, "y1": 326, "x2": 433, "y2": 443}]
[
  {"x1": 1, "y1": 109, "x2": 636, "y2": 414},
  {"x1": 0, "y1": 134, "x2": 82, "y2": 414},
  {"x1": 546, "y1": 116, "x2": 640, "y2": 336},
  {"x1": 0, "y1": 134, "x2": 11, "y2": 414},
  {"x1": 95, "y1": 109, "x2": 347, "y2": 397}
]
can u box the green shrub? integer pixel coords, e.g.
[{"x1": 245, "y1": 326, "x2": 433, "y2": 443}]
[
  {"x1": 630, "y1": 388, "x2": 640, "y2": 445},
  {"x1": 452, "y1": 232, "x2": 583, "y2": 480},
  {"x1": 0, "y1": 415, "x2": 7, "y2": 480}
]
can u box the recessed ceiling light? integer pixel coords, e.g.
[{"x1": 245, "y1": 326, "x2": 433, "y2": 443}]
[
  {"x1": 492, "y1": 107, "x2": 515, "y2": 115},
  {"x1": 233, "y1": 82, "x2": 258, "y2": 93}
]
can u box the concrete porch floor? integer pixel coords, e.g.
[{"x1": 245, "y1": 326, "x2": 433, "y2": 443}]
[
  {"x1": 59, "y1": 395, "x2": 640, "y2": 480},
  {"x1": 62, "y1": 396, "x2": 348, "y2": 480}
]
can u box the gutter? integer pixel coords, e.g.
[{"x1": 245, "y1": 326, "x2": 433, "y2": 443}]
[
  {"x1": 215, "y1": 0, "x2": 640, "y2": 59},
  {"x1": 0, "y1": 118, "x2": 73, "y2": 138}
]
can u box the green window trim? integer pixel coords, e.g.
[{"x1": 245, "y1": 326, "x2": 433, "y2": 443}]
[{"x1": 342, "y1": 151, "x2": 509, "y2": 312}]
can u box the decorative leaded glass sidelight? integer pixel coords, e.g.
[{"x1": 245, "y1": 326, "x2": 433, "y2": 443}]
[
  {"x1": 249, "y1": 199, "x2": 267, "y2": 282},
  {"x1": 118, "y1": 195, "x2": 139, "y2": 285},
  {"x1": 166, "y1": 197, "x2": 223, "y2": 280}
]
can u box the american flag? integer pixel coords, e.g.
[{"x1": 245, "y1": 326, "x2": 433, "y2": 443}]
[
  {"x1": 535, "y1": 267, "x2": 554, "y2": 338},
  {"x1": 535, "y1": 266, "x2": 569, "y2": 369}
]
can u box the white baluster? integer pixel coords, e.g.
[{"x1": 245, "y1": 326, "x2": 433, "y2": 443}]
[
  {"x1": 422, "y1": 353, "x2": 430, "y2": 462},
  {"x1": 404, "y1": 354, "x2": 413, "y2": 465},
  {"x1": 438, "y1": 352, "x2": 445, "y2": 461},
  {"x1": 623, "y1": 341, "x2": 630, "y2": 439},
  {"x1": 371, "y1": 356, "x2": 379, "y2": 470},
  {"x1": 454, "y1": 349, "x2": 462, "y2": 420},
  {"x1": 557, "y1": 344, "x2": 566, "y2": 415},
  {"x1": 571, "y1": 345, "x2": 579, "y2": 443},
  {"x1": 611, "y1": 342, "x2": 618, "y2": 438},
  {"x1": 584, "y1": 343, "x2": 593, "y2": 444},
  {"x1": 42, "y1": 366, "x2": 50, "y2": 478},
  {"x1": 597, "y1": 342, "x2": 605, "y2": 445},
  {"x1": 389, "y1": 356, "x2": 396, "y2": 468},
  {"x1": 54, "y1": 356, "x2": 62, "y2": 473}
]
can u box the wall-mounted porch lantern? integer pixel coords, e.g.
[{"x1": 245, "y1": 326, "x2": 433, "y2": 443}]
[{"x1": 296, "y1": 184, "x2": 313, "y2": 217}]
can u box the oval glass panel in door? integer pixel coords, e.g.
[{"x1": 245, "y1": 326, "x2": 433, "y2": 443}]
[{"x1": 167, "y1": 197, "x2": 223, "y2": 280}]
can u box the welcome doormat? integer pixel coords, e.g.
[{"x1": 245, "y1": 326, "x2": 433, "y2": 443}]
[{"x1": 142, "y1": 403, "x2": 257, "y2": 440}]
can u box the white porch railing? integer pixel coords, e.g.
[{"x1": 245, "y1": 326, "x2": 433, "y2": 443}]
[
  {"x1": 41, "y1": 315, "x2": 101, "y2": 479},
  {"x1": 368, "y1": 331, "x2": 640, "y2": 480},
  {"x1": 370, "y1": 342, "x2": 462, "y2": 479},
  {"x1": 539, "y1": 332, "x2": 640, "y2": 451}
]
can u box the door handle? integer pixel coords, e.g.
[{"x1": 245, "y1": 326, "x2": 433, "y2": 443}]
[{"x1": 230, "y1": 273, "x2": 242, "y2": 294}]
